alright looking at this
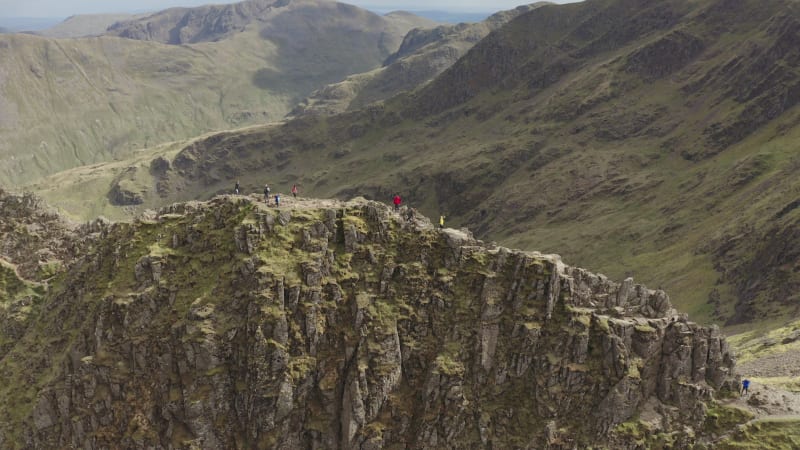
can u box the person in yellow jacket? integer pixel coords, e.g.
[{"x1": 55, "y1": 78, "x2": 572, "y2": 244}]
[{"x1": 439, "y1": 215, "x2": 445, "y2": 229}]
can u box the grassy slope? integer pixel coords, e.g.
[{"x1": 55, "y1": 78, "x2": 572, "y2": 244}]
[
  {"x1": 30, "y1": 0, "x2": 800, "y2": 330},
  {"x1": 717, "y1": 419, "x2": 800, "y2": 449},
  {"x1": 0, "y1": 31, "x2": 283, "y2": 184},
  {"x1": 0, "y1": 2, "x2": 433, "y2": 187}
]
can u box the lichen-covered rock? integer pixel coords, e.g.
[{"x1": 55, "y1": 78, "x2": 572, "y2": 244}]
[
  {"x1": 0, "y1": 189, "x2": 82, "y2": 280},
  {"x1": 108, "y1": 181, "x2": 144, "y2": 206},
  {"x1": 0, "y1": 196, "x2": 739, "y2": 449}
]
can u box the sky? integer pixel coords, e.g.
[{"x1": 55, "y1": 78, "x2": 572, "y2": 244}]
[{"x1": 0, "y1": 0, "x2": 571, "y2": 18}]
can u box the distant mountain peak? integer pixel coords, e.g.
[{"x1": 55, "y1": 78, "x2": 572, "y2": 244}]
[{"x1": 104, "y1": 0, "x2": 434, "y2": 45}]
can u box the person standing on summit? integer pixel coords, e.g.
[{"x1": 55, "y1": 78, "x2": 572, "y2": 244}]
[
  {"x1": 291, "y1": 184, "x2": 298, "y2": 199},
  {"x1": 393, "y1": 194, "x2": 402, "y2": 212},
  {"x1": 234, "y1": 180, "x2": 240, "y2": 195},
  {"x1": 263, "y1": 184, "x2": 271, "y2": 203}
]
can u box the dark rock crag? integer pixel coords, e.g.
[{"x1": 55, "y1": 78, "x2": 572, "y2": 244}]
[{"x1": 0, "y1": 197, "x2": 737, "y2": 448}]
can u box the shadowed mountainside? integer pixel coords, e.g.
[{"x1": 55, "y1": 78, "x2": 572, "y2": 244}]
[
  {"x1": 291, "y1": 3, "x2": 547, "y2": 117},
  {"x1": 0, "y1": 0, "x2": 434, "y2": 187},
  {"x1": 29, "y1": 0, "x2": 800, "y2": 331}
]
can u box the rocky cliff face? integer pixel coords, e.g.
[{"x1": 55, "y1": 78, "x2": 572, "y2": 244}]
[{"x1": 0, "y1": 196, "x2": 739, "y2": 448}]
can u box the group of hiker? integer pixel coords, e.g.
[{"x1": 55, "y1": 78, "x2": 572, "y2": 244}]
[
  {"x1": 392, "y1": 193, "x2": 446, "y2": 229},
  {"x1": 233, "y1": 180, "x2": 298, "y2": 207},
  {"x1": 234, "y1": 182, "x2": 447, "y2": 226}
]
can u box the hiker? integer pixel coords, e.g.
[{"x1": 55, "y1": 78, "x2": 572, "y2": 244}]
[
  {"x1": 404, "y1": 207, "x2": 416, "y2": 222},
  {"x1": 275, "y1": 193, "x2": 281, "y2": 207},
  {"x1": 393, "y1": 194, "x2": 402, "y2": 212},
  {"x1": 291, "y1": 184, "x2": 298, "y2": 198},
  {"x1": 439, "y1": 215, "x2": 446, "y2": 229},
  {"x1": 263, "y1": 184, "x2": 271, "y2": 203},
  {"x1": 234, "y1": 180, "x2": 240, "y2": 195},
  {"x1": 741, "y1": 378, "x2": 750, "y2": 395}
]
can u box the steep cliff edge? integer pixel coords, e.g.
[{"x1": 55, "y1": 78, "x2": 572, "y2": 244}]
[{"x1": 0, "y1": 196, "x2": 741, "y2": 448}]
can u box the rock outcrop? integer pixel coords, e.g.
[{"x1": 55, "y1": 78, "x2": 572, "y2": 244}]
[
  {"x1": 0, "y1": 196, "x2": 739, "y2": 448},
  {"x1": 0, "y1": 189, "x2": 77, "y2": 280},
  {"x1": 0, "y1": 189, "x2": 114, "y2": 366}
]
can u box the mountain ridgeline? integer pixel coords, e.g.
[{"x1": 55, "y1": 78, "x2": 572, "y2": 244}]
[
  {"x1": 0, "y1": 190, "x2": 743, "y2": 448},
  {"x1": 37, "y1": 14, "x2": 145, "y2": 38},
  {"x1": 42, "y1": 0, "x2": 800, "y2": 329},
  {"x1": 105, "y1": 0, "x2": 427, "y2": 46}
]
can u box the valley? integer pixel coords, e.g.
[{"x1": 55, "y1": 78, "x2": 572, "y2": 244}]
[
  {"x1": 3, "y1": 0, "x2": 800, "y2": 447},
  {"x1": 0, "y1": 0, "x2": 434, "y2": 186}
]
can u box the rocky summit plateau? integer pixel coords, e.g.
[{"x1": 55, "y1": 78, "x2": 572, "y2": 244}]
[{"x1": 0, "y1": 190, "x2": 747, "y2": 448}]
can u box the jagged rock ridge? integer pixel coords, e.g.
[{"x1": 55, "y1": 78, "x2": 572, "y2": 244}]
[{"x1": 0, "y1": 196, "x2": 739, "y2": 448}]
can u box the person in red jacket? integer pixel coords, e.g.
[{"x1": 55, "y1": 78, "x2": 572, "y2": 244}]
[{"x1": 393, "y1": 194, "x2": 402, "y2": 211}]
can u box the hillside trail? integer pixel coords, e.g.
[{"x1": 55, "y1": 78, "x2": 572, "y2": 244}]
[
  {"x1": 721, "y1": 382, "x2": 800, "y2": 421},
  {"x1": 724, "y1": 343, "x2": 800, "y2": 422}
]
